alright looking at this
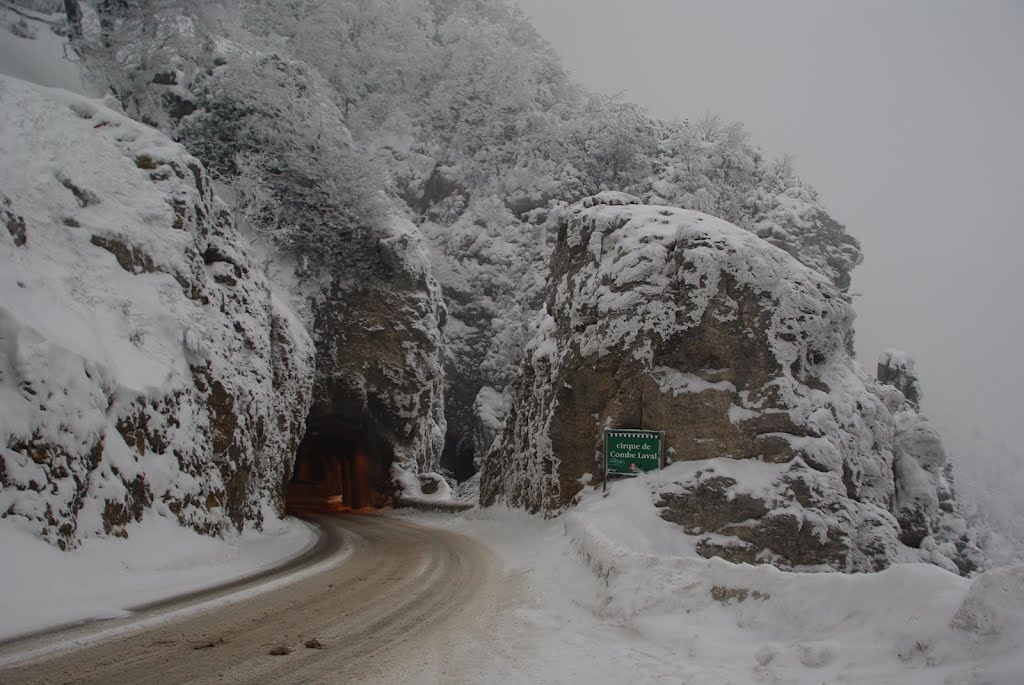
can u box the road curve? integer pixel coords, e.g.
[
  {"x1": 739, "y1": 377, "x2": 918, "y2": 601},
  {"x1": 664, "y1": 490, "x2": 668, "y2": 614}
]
[{"x1": 0, "y1": 514, "x2": 499, "y2": 684}]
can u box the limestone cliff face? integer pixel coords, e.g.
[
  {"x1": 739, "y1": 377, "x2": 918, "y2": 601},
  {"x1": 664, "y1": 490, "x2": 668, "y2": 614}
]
[
  {"x1": 176, "y1": 53, "x2": 447, "y2": 481},
  {"x1": 0, "y1": 76, "x2": 315, "y2": 547},
  {"x1": 480, "y1": 192, "x2": 982, "y2": 574},
  {"x1": 300, "y1": 216, "x2": 448, "y2": 475},
  {"x1": 418, "y1": 199, "x2": 549, "y2": 479}
]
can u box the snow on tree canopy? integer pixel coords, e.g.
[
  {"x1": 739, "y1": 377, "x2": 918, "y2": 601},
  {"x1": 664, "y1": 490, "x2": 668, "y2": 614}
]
[
  {"x1": 0, "y1": 75, "x2": 315, "y2": 547},
  {"x1": 481, "y1": 193, "x2": 984, "y2": 574}
]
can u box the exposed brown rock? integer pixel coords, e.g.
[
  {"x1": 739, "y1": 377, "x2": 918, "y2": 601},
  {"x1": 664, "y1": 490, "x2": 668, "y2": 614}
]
[
  {"x1": 482, "y1": 196, "x2": 849, "y2": 514},
  {"x1": 301, "y1": 222, "x2": 447, "y2": 480},
  {"x1": 2, "y1": 193, "x2": 27, "y2": 246},
  {"x1": 56, "y1": 172, "x2": 100, "y2": 207},
  {"x1": 90, "y1": 234, "x2": 157, "y2": 274},
  {"x1": 656, "y1": 476, "x2": 769, "y2": 535}
]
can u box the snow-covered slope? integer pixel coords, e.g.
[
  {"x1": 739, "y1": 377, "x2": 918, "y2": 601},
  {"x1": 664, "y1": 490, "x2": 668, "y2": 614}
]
[
  {"x1": 0, "y1": 74, "x2": 315, "y2": 547},
  {"x1": 563, "y1": 480, "x2": 1024, "y2": 682},
  {"x1": 400, "y1": 497, "x2": 1024, "y2": 684},
  {"x1": 0, "y1": 3, "x2": 88, "y2": 95}
]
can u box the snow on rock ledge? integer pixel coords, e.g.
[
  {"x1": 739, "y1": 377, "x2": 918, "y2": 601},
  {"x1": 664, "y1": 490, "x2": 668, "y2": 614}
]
[
  {"x1": 0, "y1": 75, "x2": 315, "y2": 547},
  {"x1": 481, "y1": 193, "x2": 983, "y2": 574}
]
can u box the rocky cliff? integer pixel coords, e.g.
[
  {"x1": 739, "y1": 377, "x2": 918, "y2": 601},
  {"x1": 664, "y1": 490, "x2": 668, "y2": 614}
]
[
  {"x1": 0, "y1": 75, "x2": 315, "y2": 547},
  {"x1": 480, "y1": 192, "x2": 982, "y2": 574},
  {"x1": 54, "y1": 1, "x2": 866, "y2": 489},
  {"x1": 177, "y1": 53, "x2": 448, "y2": 480},
  {"x1": 300, "y1": 216, "x2": 448, "y2": 476}
]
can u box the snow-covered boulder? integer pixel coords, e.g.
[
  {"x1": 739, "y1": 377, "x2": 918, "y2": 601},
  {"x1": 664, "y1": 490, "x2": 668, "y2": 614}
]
[
  {"x1": 951, "y1": 565, "x2": 1024, "y2": 637},
  {"x1": 480, "y1": 194, "x2": 982, "y2": 573},
  {"x1": 0, "y1": 75, "x2": 315, "y2": 547}
]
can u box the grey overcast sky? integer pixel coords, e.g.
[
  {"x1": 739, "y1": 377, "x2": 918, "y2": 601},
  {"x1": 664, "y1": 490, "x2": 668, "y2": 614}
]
[{"x1": 515, "y1": 0, "x2": 1024, "y2": 524}]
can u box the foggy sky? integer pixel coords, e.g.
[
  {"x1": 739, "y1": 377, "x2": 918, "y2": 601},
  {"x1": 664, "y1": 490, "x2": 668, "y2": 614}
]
[{"x1": 515, "y1": 0, "x2": 1024, "y2": 521}]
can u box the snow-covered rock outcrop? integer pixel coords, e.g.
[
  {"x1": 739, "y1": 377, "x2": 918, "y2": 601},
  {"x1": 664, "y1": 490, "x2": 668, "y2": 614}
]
[
  {"x1": 0, "y1": 75, "x2": 315, "y2": 547},
  {"x1": 420, "y1": 197, "x2": 548, "y2": 477},
  {"x1": 301, "y1": 214, "x2": 448, "y2": 474},
  {"x1": 177, "y1": 52, "x2": 448, "y2": 479},
  {"x1": 877, "y1": 348, "x2": 922, "y2": 407},
  {"x1": 481, "y1": 193, "x2": 982, "y2": 573}
]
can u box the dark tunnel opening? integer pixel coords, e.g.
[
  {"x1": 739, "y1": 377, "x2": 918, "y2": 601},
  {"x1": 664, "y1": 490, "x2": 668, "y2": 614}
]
[
  {"x1": 440, "y1": 430, "x2": 476, "y2": 483},
  {"x1": 286, "y1": 416, "x2": 396, "y2": 514}
]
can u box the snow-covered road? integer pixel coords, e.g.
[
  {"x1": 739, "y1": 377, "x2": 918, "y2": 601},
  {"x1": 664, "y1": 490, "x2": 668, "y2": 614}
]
[
  {"x1": 4, "y1": 505, "x2": 1023, "y2": 684},
  {"x1": 0, "y1": 515, "x2": 503, "y2": 684}
]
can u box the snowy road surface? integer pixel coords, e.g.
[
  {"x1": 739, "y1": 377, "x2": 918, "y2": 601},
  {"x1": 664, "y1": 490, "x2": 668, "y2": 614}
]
[
  {"x1": 0, "y1": 515, "x2": 503, "y2": 684},
  {"x1": 3, "y1": 507, "x2": 1022, "y2": 684}
]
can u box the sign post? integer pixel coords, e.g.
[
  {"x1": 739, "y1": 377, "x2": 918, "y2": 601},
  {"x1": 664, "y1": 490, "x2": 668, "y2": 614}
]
[{"x1": 603, "y1": 429, "x2": 663, "y2": 491}]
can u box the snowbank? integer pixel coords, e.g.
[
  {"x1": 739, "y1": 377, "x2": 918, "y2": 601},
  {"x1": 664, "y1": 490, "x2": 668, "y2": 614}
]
[
  {"x1": 392, "y1": 464, "x2": 453, "y2": 502},
  {"x1": 399, "y1": 492, "x2": 1024, "y2": 684},
  {"x1": 563, "y1": 479, "x2": 1023, "y2": 682},
  {"x1": 0, "y1": 512, "x2": 315, "y2": 641}
]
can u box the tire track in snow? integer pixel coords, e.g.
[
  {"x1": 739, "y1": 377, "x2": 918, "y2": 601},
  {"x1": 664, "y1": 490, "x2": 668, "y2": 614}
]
[{"x1": 0, "y1": 515, "x2": 500, "y2": 684}]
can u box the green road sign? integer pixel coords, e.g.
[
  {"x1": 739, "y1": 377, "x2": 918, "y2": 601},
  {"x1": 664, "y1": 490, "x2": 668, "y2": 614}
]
[{"x1": 604, "y1": 429, "x2": 663, "y2": 476}]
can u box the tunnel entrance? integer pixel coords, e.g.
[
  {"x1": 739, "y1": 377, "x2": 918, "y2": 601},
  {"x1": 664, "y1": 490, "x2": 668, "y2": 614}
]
[
  {"x1": 440, "y1": 430, "x2": 477, "y2": 483},
  {"x1": 286, "y1": 420, "x2": 395, "y2": 515}
]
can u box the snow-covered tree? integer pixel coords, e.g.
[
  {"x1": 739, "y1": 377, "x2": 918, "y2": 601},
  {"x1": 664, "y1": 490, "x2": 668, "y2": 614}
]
[{"x1": 177, "y1": 51, "x2": 386, "y2": 261}]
